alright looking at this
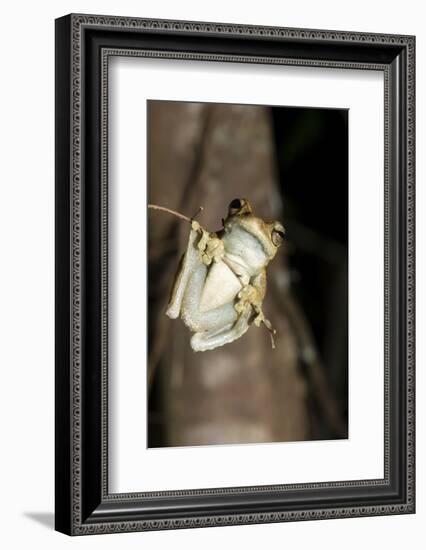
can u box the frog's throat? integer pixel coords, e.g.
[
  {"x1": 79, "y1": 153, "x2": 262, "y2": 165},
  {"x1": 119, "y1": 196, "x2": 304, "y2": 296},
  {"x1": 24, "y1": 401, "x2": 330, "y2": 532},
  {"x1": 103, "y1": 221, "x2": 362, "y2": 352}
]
[{"x1": 228, "y1": 218, "x2": 275, "y2": 256}]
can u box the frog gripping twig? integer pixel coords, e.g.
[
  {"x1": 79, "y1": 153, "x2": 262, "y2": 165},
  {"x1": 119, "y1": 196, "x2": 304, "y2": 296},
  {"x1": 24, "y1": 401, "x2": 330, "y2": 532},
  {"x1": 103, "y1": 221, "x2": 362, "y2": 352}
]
[{"x1": 149, "y1": 199, "x2": 285, "y2": 352}]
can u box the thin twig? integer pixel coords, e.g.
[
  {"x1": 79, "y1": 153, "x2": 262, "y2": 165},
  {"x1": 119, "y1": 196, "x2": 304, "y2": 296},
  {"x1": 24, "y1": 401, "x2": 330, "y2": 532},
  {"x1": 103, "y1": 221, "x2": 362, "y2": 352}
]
[
  {"x1": 148, "y1": 204, "x2": 193, "y2": 223},
  {"x1": 190, "y1": 206, "x2": 204, "y2": 221},
  {"x1": 263, "y1": 318, "x2": 276, "y2": 349}
]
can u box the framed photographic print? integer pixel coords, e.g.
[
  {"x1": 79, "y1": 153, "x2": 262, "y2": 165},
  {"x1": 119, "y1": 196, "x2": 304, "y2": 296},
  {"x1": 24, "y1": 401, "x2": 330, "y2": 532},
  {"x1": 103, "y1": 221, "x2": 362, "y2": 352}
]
[{"x1": 55, "y1": 14, "x2": 415, "y2": 535}]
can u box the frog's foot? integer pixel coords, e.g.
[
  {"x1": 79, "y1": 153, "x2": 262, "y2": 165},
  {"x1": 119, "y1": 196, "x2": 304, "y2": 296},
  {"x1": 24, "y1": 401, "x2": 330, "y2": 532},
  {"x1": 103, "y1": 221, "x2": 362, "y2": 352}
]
[
  {"x1": 234, "y1": 285, "x2": 269, "y2": 328},
  {"x1": 191, "y1": 220, "x2": 224, "y2": 266},
  {"x1": 235, "y1": 285, "x2": 261, "y2": 315},
  {"x1": 252, "y1": 309, "x2": 265, "y2": 327}
]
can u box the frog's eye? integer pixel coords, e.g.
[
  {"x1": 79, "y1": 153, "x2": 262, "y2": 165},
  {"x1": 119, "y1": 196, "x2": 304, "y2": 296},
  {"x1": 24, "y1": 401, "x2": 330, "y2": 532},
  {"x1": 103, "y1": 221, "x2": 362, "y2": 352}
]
[
  {"x1": 272, "y1": 228, "x2": 285, "y2": 247},
  {"x1": 228, "y1": 198, "x2": 252, "y2": 216}
]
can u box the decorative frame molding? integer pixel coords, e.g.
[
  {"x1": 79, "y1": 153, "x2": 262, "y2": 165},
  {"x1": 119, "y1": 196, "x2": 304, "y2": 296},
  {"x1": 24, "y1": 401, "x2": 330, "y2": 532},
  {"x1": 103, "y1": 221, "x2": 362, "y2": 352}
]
[{"x1": 55, "y1": 14, "x2": 415, "y2": 535}]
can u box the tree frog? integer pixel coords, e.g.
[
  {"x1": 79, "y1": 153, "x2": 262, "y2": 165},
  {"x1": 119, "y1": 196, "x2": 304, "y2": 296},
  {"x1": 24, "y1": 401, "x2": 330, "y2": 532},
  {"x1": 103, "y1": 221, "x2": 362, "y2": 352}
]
[{"x1": 166, "y1": 198, "x2": 285, "y2": 352}]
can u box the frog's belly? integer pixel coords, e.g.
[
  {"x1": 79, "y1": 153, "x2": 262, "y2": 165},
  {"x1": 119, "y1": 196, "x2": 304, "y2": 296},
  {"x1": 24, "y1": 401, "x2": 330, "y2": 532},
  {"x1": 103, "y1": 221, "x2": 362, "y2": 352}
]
[{"x1": 199, "y1": 261, "x2": 242, "y2": 313}]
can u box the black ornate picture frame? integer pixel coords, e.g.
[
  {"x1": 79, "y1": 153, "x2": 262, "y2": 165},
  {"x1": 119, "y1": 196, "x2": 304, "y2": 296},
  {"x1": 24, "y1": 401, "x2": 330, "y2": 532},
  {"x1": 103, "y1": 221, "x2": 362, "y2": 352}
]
[{"x1": 55, "y1": 14, "x2": 415, "y2": 535}]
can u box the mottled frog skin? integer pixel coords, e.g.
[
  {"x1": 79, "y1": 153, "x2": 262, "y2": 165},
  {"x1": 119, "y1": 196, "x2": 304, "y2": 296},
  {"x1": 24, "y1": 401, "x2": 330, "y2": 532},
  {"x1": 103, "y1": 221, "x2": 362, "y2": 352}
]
[{"x1": 166, "y1": 199, "x2": 285, "y2": 351}]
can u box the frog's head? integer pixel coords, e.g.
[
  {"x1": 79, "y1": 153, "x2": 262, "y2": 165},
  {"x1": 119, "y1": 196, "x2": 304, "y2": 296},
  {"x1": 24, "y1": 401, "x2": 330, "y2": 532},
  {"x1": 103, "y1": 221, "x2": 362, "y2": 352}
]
[{"x1": 222, "y1": 198, "x2": 285, "y2": 270}]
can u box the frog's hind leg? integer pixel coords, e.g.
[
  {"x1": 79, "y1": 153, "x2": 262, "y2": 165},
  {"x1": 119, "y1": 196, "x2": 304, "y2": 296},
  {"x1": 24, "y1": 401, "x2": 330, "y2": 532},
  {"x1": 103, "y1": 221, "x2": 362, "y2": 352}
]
[
  {"x1": 166, "y1": 228, "x2": 199, "y2": 319},
  {"x1": 191, "y1": 309, "x2": 251, "y2": 352},
  {"x1": 181, "y1": 265, "x2": 238, "y2": 333}
]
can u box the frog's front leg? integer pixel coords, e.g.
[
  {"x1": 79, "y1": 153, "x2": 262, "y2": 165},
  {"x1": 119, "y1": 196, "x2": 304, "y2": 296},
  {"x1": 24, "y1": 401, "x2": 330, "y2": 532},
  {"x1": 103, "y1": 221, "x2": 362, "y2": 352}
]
[
  {"x1": 166, "y1": 227, "x2": 200, "y2": 319},
  {"x1": 234, "y1": 269, "x2": 267, "y2": 326},
  {"x1": 192, "y1": 220, "x2": 224, "y2": 266}
]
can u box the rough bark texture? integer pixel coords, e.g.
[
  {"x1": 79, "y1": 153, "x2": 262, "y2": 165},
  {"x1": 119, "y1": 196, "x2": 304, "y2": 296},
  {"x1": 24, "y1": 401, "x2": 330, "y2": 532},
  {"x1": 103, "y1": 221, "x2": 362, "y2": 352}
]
[{"x1": 148, "y1": 101, "x2": 342, "y2": 447}]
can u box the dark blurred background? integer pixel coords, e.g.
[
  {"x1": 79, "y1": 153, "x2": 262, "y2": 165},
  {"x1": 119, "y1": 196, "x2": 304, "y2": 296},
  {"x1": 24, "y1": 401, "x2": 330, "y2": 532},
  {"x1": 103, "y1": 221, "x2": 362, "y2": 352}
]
[
  {"x1": 272, "y1": 107, "x2": 348, "y2": 437},
  {"x1": 147, "y1": 100, "x2": 348, "y2": 447}
]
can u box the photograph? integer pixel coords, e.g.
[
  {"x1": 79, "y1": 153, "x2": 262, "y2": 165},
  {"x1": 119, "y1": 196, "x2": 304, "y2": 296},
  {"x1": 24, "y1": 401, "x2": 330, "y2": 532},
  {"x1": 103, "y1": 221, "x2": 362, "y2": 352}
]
[{"x1": 147, "y1": 99, "x2": 349, "y2": 448}]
